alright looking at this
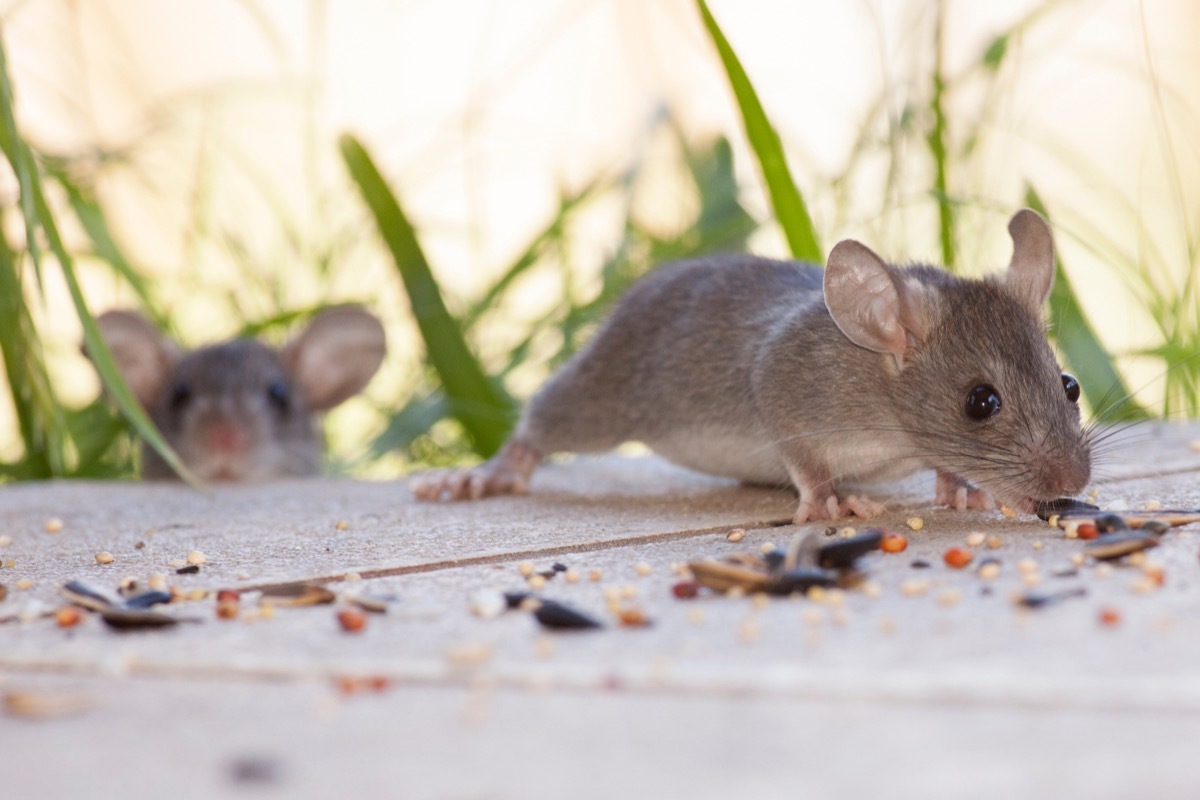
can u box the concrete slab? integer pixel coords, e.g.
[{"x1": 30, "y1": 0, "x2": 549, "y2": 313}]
[{"x1": 4, "y1": 423, "x2": 1200, "y2": 798}]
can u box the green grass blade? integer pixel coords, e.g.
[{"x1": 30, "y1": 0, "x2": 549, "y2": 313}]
[
  {"x1": 339, "y1": 133, "x2": 515, "y2": 456},
  {"x1": 1024, "y1": 187, "x2": 1148, "y2": 421},
  {"x1": 0, "y1": 34, "x2": 202, "y2": 487},
  {"x1": 695, "y1": 0, "x2": 821, "y2": 263},
  {"x1": 928, "y1": 4, "x2": 955, "y2": 269}
]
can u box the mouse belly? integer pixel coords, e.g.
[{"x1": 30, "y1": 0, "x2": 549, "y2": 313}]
[{"x1": 646, "y1": 428, "x2": 790, "y2": 485}]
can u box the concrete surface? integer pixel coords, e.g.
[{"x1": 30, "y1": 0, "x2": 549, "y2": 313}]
[{"x1": 3, "y1": 425, "x2": 1200, "y2": 799}]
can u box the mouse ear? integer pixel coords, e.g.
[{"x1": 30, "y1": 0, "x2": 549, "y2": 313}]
[
  {"x1": 282, "y1": 306, "x2": 387, "y2": 411},
  {"x1": 824, "y1": 240, "x2": 932, "y2": 367},
  {"x1": 90, "y1": 310, "x2": 180, "y2": 408},
  {"x1": 1005, "y1": 209, "x2": 1055, "y2": 316}
]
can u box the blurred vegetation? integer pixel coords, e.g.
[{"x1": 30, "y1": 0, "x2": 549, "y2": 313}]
[{"x1": 0, "y1": 0, "x2": 1188, "y2": 484}]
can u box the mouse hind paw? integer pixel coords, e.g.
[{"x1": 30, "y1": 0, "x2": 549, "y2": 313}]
[
  {"x1": 792, "y1": 493, "x2": 885, "y2": 524},
  {"x1": 936, "y1": 472, "x2": 996, "y2": 512}
]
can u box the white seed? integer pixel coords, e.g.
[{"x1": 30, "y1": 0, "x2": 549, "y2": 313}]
[
  {"x1": 186, "y1": 550, "x2": 206, "y2": 566},
  {"x1": 1017, "y1": 558, "x2": 1039, "y2": 575},
  {"x1": 1021, "y1": 573, "x2": 1040, "y2": 587},
  {"x1": 936, "y1": 588, "x2": 963, "y2": 606},
  {"x1": 1064, "y1": 523, "x2": 1079, "y2": 539},
  {"x1": 905, "y1": 517, "x2": 924, "y2": 531},
  {"x1": 1032, "y1": 540, "x2": 1044, "y2": 551},
  {"x1": 725, "y1": 528, "x2": 746, "y2": 543},
  {"x1": 0, "y1": 535, "x2": 12, "y2": 547},
  {"x1": 635, "y1": 562, "x2": 652, "y2": 577},
  {"x1": 900, "y1": 579, "x2": 930, "y2": 597},
  {"x1": 965, "y1": 531, "x2": 986, "y2": 547},
  {"x1": 468, "y1": 590, "x2": 506, "y2": 619},
  {"x1": 862, "y1": 581, "x2": 883, "y2": 599},
  {"x1": 335, "y1": 521, "x2": 349, "y2": 531},
  {"x1": 588, "y1": 569, "x2": 603, "y2": 582},
  {"x1": 344, "y1": 572, "x2": 362, "y2": 582},
  {"x1": 1144, "y1": 500, "x2": 1162, "y2": 511},
  {"x1": 1128, "y1": 552, "x2": 1147, "y2": 567},
  {"x1": 978, "y1": 562, "x2": 1001, "y2": 581},
  {"x1": 986, "y1": 535, "x2": 1004, "y2": 550},
  {"x1": 738, "y1": 617, "x2": 762, "y2": 643},
  {"x1": 95, "y1": 551, "x2": 114, "y2": 565},
  {"x1": 1047, "y1": 514, "x2": 1060, "y2": 528},
  {"x1": 687, "y1": 608, "x2": 705, "y2": 625},
  {"x1": 1095, "y1": 563, "x2": 1114, "y2": 579},
  {"x1": 620, "y1": 584, "x2": 638, "y2": 599},
  {"x1": 148, "y1": 574, "x2": 167, "y2": 590},
  {"x1": 517, "y1": 561, "x2": 535, "y2": 577},
  {"x1": 564, "y1": 569, "x2": 581, "y2": 584},
  {"x1": 837, "y1": 526, "x2": 857, "y2": 539},
  {"x1": 43, "y1": 517, "x2": 63, "y2": 533},
  {"x1": 999, "y1": 505, "x2": 1017, "y2": 519},
  {"x1": 750, "y1": 592, "x2": 769, "y2": 610},
  {"x1": 16, "y1": 578, "x2": 32, "y2": 590},
  {"x1": 526, "y1": 574, "x2": 547, "y2": 590},
  {"x1": 759, "y1": 541, "x2": 776, "y2": 554},
  {"x1": 445, "y1": 642, "x2": 493, "y2": 666}
]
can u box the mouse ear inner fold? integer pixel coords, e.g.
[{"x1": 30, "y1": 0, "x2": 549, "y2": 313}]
[
  {"x1": 1005, "y1": 208, "x2": 1055, "y2": 316},
  {"x1": 90, "y1": 310, "x2": 180, "y2": 408},
  {"x1": 281, "y1": 306, "x2": 387, "y2": 411},
  {"x1": 824, "y1": 240, "x2": 930, "y2": 367}
]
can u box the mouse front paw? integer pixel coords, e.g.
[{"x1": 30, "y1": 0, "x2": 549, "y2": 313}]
[
  {"x1": 793, "y1": 493, "x2": 885, "y2": 524},
  {"x1": 410, "y1": 440, "x2": 542, "y2": 502},
  {"x1": 936, "y1": 472, "x2": 996, "y2": 512}
]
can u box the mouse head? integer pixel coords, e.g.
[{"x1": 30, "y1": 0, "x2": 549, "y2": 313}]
[
  {"x1": 823, "y1": 209, "x2": 1091, "y2": 509},
  {"x1": 93, "y1": 307, "x2": 387, "y2": 482}
]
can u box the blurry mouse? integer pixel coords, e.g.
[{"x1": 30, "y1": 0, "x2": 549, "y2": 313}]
[
  {"x1": 413, "y1": 209, "x2": 1091, "y2": 522},
  {"x1": 92, "y1": 306, "x2": 386, "y2": 482}
]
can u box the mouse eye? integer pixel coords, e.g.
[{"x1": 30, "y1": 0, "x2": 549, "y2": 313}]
[
  {"x1": 1061, "y1": 373, "x2": 1080, "y2": 403},
  {"x1": 169, "y1": 381, "x2": 191, "y2": 412},
  {"x1": 965, "y1": 384, "x2": 1001, "y2": 420},
  {"x1": 266, "y1": 379, "x2": 291, "y2": 412}
]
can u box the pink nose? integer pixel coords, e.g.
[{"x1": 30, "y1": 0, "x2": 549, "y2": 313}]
[{"x1": 204, "y1": 420, "x2": 249, "y2": 454}]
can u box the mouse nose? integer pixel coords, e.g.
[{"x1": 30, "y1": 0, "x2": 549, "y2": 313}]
[{"x1": 204, "y1": 419, "x2": 249, "y2": 455}]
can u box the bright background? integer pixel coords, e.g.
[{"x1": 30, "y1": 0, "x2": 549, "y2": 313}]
[{"x1": 2, "y1": 0, "x2": 1198, "y2": 475}]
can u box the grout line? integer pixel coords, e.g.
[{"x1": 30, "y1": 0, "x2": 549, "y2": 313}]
[{"x1": 242, "y1": 516, "x2": 796, "y2": 592}]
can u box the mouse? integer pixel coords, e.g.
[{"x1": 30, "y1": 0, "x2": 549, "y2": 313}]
[
  {"x1": 412, "y1": 209, "x2": 1092, "y2": 523},
  {"x1": 90, "y1": 306, "x2": 387, "y2": 482}
]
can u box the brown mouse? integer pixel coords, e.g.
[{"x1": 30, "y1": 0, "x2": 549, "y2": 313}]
[
  {"x1": 92, "y1": 306, "x2": 386, "y2": 482},
  {"x1": 413, "y1": 210, "x2": 1091, "y2": 523}
]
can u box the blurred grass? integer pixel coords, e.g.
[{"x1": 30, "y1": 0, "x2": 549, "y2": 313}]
[{"x1": 0, "y1": 2, "x2": 1195, "y2": 483}]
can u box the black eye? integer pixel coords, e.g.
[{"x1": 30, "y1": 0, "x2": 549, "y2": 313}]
[
  {"x1": 1061, "y1": 373, "x2": 1080, "y2": 403},
  {"x1": 266, "y1": 379, "x2": 291, "y2": 412},
  {"x1": 169, "y1": 381, "x2": 191, "y2": 411},
  {"x1": 965, "y1": 384, "x2": 1001, "y2": 420}
]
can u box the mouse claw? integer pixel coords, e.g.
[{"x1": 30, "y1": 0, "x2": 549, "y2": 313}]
[
  {"x1": 410, "y1": 440, "x2": 542, "y2": 503},
  {"x1": 936, "y1": 472, "x2": 996, "y2": 512}
]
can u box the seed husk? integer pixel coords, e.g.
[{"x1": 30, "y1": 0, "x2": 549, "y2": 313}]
[
  {"x1": 346, "y1": 594, "x2": 393, "y2": 614},
  {"x1": 765, "y1": 568, "x2": 838, "y2": 596},
  {"x1": 1085, "y1": 532, "x2": 1159, "y2": 561},
  {"x1": 687, "y1": 560, "x2": 770, "y2": 593},
  {"x1": 725, "y1": 528, "x2": 746, "y2": 543},
  {"x1": 532, "y1": 599, "x2": 603, "y2": 631},
  {"x1": 259, "y1": 583, "x2": 336, "y2": 607},
  {"x1": 1035, "y1": 498, "x2": 1100, "y2": 521},
  {"x1": 99, "y1": 607, "x2": 180, "y2": 630},
  {"x1": 816, "y1": 530, "x2": 883, "y2": 570},
  {"x1": 94, "y1": 551, "x2": 114, "y2": 565},
  {"x1": 59, "y1": 580, "x2": 119, "y2": 612}
]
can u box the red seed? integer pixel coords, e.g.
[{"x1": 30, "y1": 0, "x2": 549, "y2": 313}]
[
  {"x1": 337, "y1": 607, "x2": 367, "y2": 633},
  {"x1": 366, "y1": 675, "x2": 390, "y2": 692},
  {"x1": 943, "y1": 547, "x2": 974, "y2": 569},
  {"x1": 671, "y1": 580, "x2": 700, "y2": 599},
  {"x1": 616, "y1": 608, "x2": 652, "y2": 627},
  {"x1": 1098, "y1": 607, "x2": 1121, "y2": 627},
  {"x1": 216, "y1": 600, "x2": 239, "y2": 620},
  {"x1": 216, "y1": 589, "x2": 240, "y2": 603},
  {"x1": 880, "y1": 533, "x2": 908, "y2": 553},
  {"x1": 55, "y1": 606, "x2": 81, "y2": 628},
  {"x1": 1076, "y1": 523, "x2": 1099, "y2": 540}
]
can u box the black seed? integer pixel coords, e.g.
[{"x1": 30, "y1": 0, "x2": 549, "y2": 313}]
[
  {"x1": 123, "y1": 591, "x2": 172, "y2": 609},
  {"x1": 1016, "y1": 587, "x2": 1087, "y2": 609},
  {"x1": 1035, "y1": 498, "x2": 1100, "y2": 521},
  {"x1": 536, "y1": 569, "x2": 557, "y2": 580},
  {"x1": 1094, "y1": 513, "x2": 1130, "y2": 533},
  {"x1": 765, "y1": 568, "x2": 838, "y2": 596},
  {"x1": 533, "y1": 599, "x2": 603, "y2": 630},
  {"x1": 551, "y1": 563, "x2": 568, "y2": 572},
  {"x1": 503, "y1": 591, "x2": 530, "y2": 609},
  {"x1": 1139, "y1": 519, "x2": 1170, "y2": 536},
  {"x1": 911, "y1": 559, "x2": 931, "y2": 569},
  {"x1": 1051, "y1": 566, "x2": 1079, "y2": 578},
  {"x1": 823, "y1": 526, "x2": 838, "y2": 537},
  {"x1": 817, "y1": 530, "x2": 884, "y2": 570},
  {"x1": 762, "y1": 548, "x2": 787, "y2": 572},
  {"x1": 176, "y1": 564, "x2": 200, "y2": 575}
]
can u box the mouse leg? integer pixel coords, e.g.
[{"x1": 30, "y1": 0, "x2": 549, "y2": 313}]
[
  {"x1": 935, "y1": 471, "x2": 996, "y2": 512},
  {"x1": 411, "y1": 440, "x2": 542, "y2": 501},
  {"x1": 785, "y1": 462, "x2": 885, "y2": 524}
]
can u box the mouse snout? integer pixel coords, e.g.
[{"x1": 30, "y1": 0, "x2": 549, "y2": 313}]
[
  {"x1": 1037, "y1": 454, "x2": 1091, "y2": 498},
  {"x1": 201, "y1": 417, "x2": 251, "y2": 455}
]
